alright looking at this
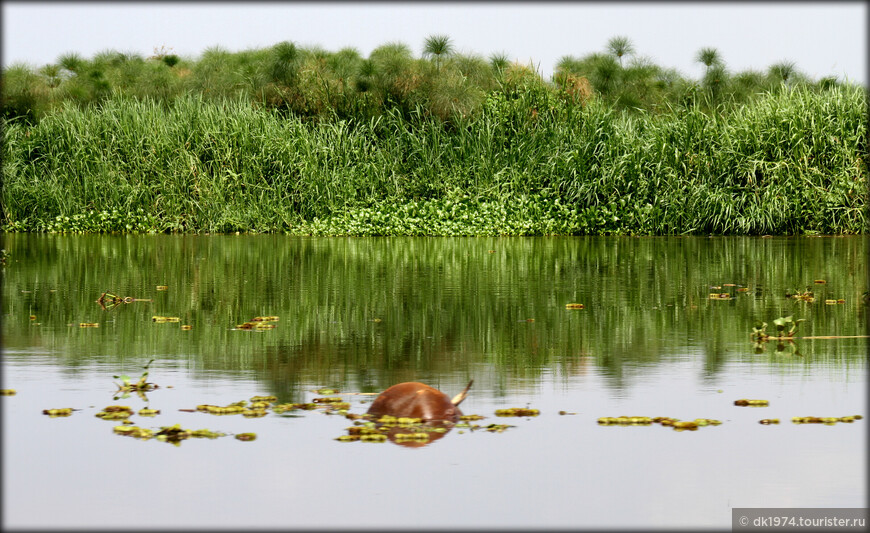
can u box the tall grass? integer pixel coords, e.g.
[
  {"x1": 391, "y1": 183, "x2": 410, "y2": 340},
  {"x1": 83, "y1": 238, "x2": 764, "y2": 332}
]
[{"x1": 1, "y1": 84, "x2": 866, "y2": 235}]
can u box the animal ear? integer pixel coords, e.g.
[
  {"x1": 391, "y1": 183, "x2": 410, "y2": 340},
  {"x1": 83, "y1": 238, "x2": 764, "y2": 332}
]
[{"x1": 451, "y1": 379, "x2": 474, "y2": 406}]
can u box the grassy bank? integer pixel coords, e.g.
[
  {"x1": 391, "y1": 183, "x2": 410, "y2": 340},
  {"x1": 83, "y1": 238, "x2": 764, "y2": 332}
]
[{"x1": 1, "y1": 83, "x2": 867, "y2": 235}]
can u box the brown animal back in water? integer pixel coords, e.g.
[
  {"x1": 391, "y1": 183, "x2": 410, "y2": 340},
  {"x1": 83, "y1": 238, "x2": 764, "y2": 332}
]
[{"x1": 366, "y1": 382, "x2": 462, "y2": 422}]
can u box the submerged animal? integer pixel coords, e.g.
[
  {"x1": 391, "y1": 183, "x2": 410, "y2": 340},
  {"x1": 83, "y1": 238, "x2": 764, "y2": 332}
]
[{"x1": 366, "y1": 380, "x2": 473, "y2": 422}]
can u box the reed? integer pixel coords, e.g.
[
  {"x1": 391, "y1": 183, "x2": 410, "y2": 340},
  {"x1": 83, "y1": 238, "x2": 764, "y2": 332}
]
[{"x1": 1, "y1": 84, "x2": 866, "y2": 235}]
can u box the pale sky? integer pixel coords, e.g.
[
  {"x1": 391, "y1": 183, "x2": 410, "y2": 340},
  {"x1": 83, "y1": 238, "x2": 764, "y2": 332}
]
[{"x1": 2, "y1": 2, "x2": 867, "y2": 85}]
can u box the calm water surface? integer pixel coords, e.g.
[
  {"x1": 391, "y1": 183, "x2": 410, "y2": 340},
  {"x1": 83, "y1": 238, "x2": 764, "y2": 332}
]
[{"x1": 1, "y1": 234, "x2": 866, "y2": 529}]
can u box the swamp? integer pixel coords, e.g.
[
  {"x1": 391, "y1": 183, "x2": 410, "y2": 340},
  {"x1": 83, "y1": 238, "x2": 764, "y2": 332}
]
[
  {"x1": 1, "y1": 233, "x2": 866, "y2": 529},
  {"x1": 2, "y1": 32, "x2": 867, "y2": 530}
]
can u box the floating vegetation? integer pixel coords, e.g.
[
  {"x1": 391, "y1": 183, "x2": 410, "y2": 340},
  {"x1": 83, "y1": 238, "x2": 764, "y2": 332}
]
[
  {"x1": 234, "y1": 315, "x2": 279, "y2": 330},
  {"x1": 787, "y1": 289, "x2": 815, "y2": 303},
  {"x1": 495, "y1": 408, "x2": 540, "y2": 417},
  {"x1": 734, "y1": 399, "x2": 769, "y2": 407},
  {"x1": 197, "y1": 404, "x2": 245, "y2": 415},
  {"x1": 814, "y1": 279, "x2": 827, "y2": 284},
  {"x1": 155, "y1": 424, "x2": 191, "y2": 444},
  {"x1": 312, "y1": 397, "x2": 345, "y2": 403},
  {"x1": 156, "y1": 285, "x2": 168, "y2": 291},
  {"x1": 114, "y1": 359, "x2": 159, "y2": 397},
  {"x1": 97, "y1": 291, "x2": 153, "y2": 311},
  {"x1": 598, "y1": 416, "x2": 652, "y2": 425},
  {"x1": 234, "y1": 321, "x2": 276, "y2": 330},
  {"x1": 113, "y1": 425, "x2": 154, "y2": 439},
  {"x1": 180, "y1": 325, "x2": 193, "y2": 330},
  {"x1": 708, "y1": 293, "x2": 732, "y2": 300},
  {"x1": 751, "y1": 316, "x2": 804, "y2": 343},
  {"x1": 79, "y1": 322, "x2": 100, "y2": 328},
  {"x1": 313, "y1": 388, "x2": 340, "y2": 395},
  {"x1": 113, "y1": 423, "x2": 229, "y2": 444},
  {"x1": 558, "y1": 411, "x2": 577, "y2": 415},
  {"x1": 152, "y1": 316, "x2": 180, "y2": 323},
  {"x1": 271, "y1": 403, "x2": 301, "y2": 414},
  {"x1": 565, "y1": 303, "x2": 585, "y2": 309},
  {"x1": 42, "y1": 408, "x2": 73, "y2": 417},
  {"x1": 791, "y1": 416, "x2": 862, "y2": 425},
  {"x1": 336, "y1": 410, "x2": 461, "y2": 446},
  {"x1": 759, "y1": 419, "x2": 780, "y2": 425},
  {"x1": 95, "y1": 405, "x2": 135, "y2": 419},
  {"x1": 598, "y1": 416, "x2": 721, "y2": 431},
  {"x1": 1, "y1": 389, "x2": 16, "y2": 396},
  {"x1": 459, "y1": 414, "x2": 485, "y2": 421},
  {"x1": 394, "y1": 432, "x2": 432, "y2": 443},
  {"x1": 250, "y1": 395, "x2": 278, "y2": 403},
  {"x1": 138, "y1": 408, "x2": 160, "y2": 417},
  {"x1": 483, "y1": 424, "x2": 514, "y2": 433},
  {"x1": 190, "y1": 429, "x2": 225, "y2": 439}
]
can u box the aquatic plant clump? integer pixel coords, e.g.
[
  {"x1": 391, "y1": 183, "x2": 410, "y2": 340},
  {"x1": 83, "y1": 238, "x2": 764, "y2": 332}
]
[{"x1": 597, "y1": 416, "x2": 722, "y2": 431}]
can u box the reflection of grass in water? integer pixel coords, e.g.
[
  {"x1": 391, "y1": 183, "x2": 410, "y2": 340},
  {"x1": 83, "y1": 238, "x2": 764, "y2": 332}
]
[{"x1": 1, "y1": 235, "x2": 865, "y2": 393}]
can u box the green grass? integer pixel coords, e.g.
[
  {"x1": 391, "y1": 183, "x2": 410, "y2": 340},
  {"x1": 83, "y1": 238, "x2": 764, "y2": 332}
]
[{"x1": 1, "y1": 84, "x2": 866, "y2": 235}]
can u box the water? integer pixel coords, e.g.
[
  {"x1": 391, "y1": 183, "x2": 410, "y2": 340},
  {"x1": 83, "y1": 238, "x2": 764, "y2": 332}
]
[{"x1": 1, "y1": 234, "x2": 866, "y2": 529}]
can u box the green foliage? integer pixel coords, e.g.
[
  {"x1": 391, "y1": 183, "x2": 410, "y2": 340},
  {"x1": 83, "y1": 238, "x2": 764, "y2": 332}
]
[
  {"x1": 1, "y1": 64, "x2": 50, "y2": 123},
  {"x1": 423, "y1": 34, "x2": 454, "y2": 65},
  {"x1": 696, "y1": 47, "x2": 722, "y2": 69},
  {"x1": 607, "y1": 36, "x2": 635, "y2": 66},
  {"x1": 1, "y1": 35, "x2": 855, "y2": 123},
  {"x1": 1, "y1": 37, "x2": 866, "y2": 236},
  {"x1": 1, "y1": 83, "x2": 865, "y2": 236}
]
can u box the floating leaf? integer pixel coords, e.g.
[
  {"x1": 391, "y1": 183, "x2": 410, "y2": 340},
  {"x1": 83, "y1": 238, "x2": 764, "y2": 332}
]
[
  {"x1": 250, "y1": 395, "x2": 278, "y2": 403},
  {"x1": 734, "y1": 399, "x2": 769, "y2": 406},
  {"x1": 43, "y1": 408, "x2": 73, "y2": 417},
  {"x1": 495, "y1": 408, "x2": 539, "y2": 417}
]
